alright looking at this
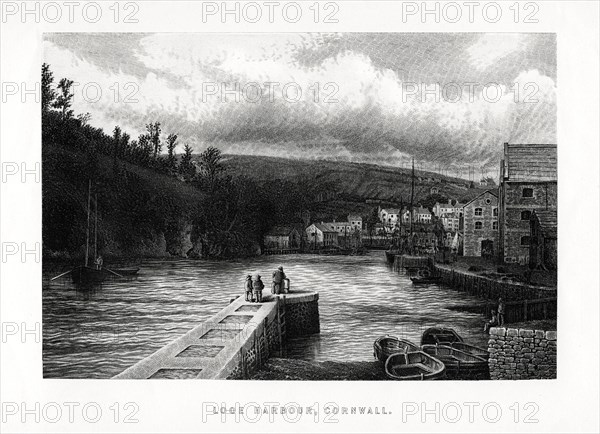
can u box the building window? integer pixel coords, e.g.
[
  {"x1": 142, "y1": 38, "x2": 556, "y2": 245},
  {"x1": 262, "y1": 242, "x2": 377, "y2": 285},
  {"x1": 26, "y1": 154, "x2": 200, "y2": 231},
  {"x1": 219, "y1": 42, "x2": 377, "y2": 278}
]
[
  {"x1": 493, "y1": 207, "x2": 498, "y2": 217},
  {"x1": 475, "y1": 208, "x2": 483, "y2": 216},
  {"x1": 493, "y1": 221, "x2": 498, "y2": 230},
  {"x1": 475, "y1": 221, "x2": 483, "y2": 230},
  {"x1": 485, "y1": 198, "x2": 491, "y2": 204},
  {"x1": 521, "y1": 210, "x2": 532, "y2": 220},
  {"x1": 521, "y1": 236, "x2": 530, "y2": 245},
  {"x1": 522, "y1": 188, "x2": 534, "y2": 198}
]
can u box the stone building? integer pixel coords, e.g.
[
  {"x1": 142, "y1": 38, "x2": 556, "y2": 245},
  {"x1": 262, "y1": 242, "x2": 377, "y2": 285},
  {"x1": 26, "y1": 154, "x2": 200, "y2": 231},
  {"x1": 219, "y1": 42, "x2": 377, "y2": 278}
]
[
  {"x1": 462, "y1": 190, "x2": 498, "y2": 257},
  {"x1": 305, "y1": 223, "x2": 338, "y2": 247},
  {"x1": 498, "y1": 143, "x2": 557, "y2": 264},
  {"x1": 264, "y1": 226, "x2": 302, "y2": 249},
  {"x1": 529, "y1": 210, "x2": 557, "y2": 270}
]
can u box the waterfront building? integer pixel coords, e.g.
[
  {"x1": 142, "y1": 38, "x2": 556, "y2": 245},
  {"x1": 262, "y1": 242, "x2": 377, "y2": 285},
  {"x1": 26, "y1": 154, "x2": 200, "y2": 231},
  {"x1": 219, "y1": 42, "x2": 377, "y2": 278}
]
[
  {"x1": 378, "y1": 207, "x2": 401, "y2": 228},
  {"x1": 306, "y1": 223, "x2": 338, "y2": 247},
  {"x1": 264, "y1": 226, "x2": 303, "y2": 250},
  {"x1": 433, "y1": 199, "x2": 464, "y2": 219},
  {"x1": 462, "y1": 190, "x2": 498, "y2": 257},
  {"x1": 529, "y1": 210, "x2": 557, "y2": 270},
  {"x1": 347, "y1": 214, "x2": 363, "y2": 231},
  {"x1": 439, "y1": 212, "x2": 460, "y2": 232},
  {"x1": 498, "y1": 143, "x2": 557, "y2": 264}
]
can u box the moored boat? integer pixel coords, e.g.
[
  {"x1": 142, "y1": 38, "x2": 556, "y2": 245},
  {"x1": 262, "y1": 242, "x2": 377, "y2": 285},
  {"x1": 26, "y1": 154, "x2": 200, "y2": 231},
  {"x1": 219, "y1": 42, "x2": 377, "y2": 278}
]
[
  {"x1": 410, "y1": 276, "x2": 442, "y2": 285},
  {"x1": 373, "y1": 335, "x2": 420, "y2": 362},
  {"x1": 448, "y1": 342, "x2": 489, "y2": 360},
  {"x1": 421, "y1": 344, "x2": 488, "y2": 376},
  {"x1": 384, "y1": 351, "x2": 446, "y2": 380},
  {"x1": 421, "y1": 327, "x2": 464, "y2": 345},
  {"x1": 112, "y1": 268, "x2": 140, "y2": 276},
  {"x1": 70, "y1": 266, "x2": 108, "y2": 284}
]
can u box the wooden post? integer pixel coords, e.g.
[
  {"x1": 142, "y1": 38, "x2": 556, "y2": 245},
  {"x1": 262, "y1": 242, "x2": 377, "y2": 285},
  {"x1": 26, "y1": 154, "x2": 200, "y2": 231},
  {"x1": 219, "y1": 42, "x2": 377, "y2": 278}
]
[{"x1": 523, "y1": 299, "x2": 528, "y2": 321}]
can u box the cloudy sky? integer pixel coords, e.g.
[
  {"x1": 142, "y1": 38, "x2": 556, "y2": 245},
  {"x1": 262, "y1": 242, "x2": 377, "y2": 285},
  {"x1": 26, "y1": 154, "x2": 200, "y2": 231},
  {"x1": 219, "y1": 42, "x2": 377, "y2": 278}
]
[{"x1": 43, "y1": 33, "x2": 556, "y2": 177}]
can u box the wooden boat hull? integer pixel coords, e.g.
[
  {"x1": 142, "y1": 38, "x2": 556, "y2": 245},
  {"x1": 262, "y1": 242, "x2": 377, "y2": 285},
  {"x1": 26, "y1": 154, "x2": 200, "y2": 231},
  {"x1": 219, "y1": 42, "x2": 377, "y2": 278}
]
[
  {"x1": 421, "y1": 327, "x2": 464, "y2": 346},
  {"x1": 112, "y1": 268, "x2": 140, "y2": 276},
  {"x1": 374, "y1": 336, "x2": 420, "y2": 362},
  {"x1": 384, "y1": 351, "x2": 446, "y2": 380},
  {"x1": 449, "y1": 342, "x2": 489, "y2": 360},
  {"x1": 421, "y1": 344, "x2": 488, "y2": 376},
  {"x1": 71, "y1": 266, "x2": 106, "y2": 284}
]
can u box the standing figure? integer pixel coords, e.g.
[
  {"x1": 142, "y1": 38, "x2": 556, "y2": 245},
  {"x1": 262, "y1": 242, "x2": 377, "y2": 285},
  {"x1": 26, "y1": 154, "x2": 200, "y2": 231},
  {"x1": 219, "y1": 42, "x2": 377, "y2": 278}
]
[
  {"x1": 272, "y1": 266, "x2": 286, "y2": 295},
  {"x1": 252, "y1": 274, "x2": 265, "y2": 303},
  {"x1": 244, "y1": 275, "x2": 253, "y2": 302},
  {"x1": 94, "y1": 255, "x2": 103, "y2": 270},
  {"x1": 497, "y1": 298, "x2": 505, "y2": 326}
]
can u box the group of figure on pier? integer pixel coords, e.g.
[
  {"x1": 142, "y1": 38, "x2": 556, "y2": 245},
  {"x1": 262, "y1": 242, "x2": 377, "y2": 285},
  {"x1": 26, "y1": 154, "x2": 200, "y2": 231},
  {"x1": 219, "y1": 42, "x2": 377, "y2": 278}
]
[{"x1": 244, "y1": 266, "x2": 290, "y2": 303}]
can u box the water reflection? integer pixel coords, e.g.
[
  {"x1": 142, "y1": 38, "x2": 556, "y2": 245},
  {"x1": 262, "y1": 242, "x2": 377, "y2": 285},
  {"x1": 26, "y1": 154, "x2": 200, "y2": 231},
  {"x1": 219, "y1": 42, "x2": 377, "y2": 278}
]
[{"x1": 43, "y1": 252, "x2": 488, "y2": 378}]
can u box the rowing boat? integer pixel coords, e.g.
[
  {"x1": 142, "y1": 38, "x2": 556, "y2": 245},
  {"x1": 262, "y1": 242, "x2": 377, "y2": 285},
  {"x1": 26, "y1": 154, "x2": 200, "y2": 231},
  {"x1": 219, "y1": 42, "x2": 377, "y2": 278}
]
[
  {"x1": 384, "y1": 351, "x2": 446, "y2": 380},
  {"x1": 448, "y1": 342, "x2": 489, "y2": 360},
  {"x1": 420, "y1": 327, "x2": 464, "y2": 345},
  {"x1": 373, "y1": 335, "x2": 419, "y2": 362},
  {"x1": 421, "y1": 344, "x2": 488, "y2": 376}
]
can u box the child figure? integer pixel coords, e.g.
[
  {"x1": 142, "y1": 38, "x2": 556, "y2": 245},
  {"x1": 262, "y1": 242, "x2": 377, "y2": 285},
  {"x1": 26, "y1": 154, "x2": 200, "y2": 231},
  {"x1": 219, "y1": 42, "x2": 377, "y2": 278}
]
[{"x1": 244, "y1": 275, "x2": 253, "y2": 302}]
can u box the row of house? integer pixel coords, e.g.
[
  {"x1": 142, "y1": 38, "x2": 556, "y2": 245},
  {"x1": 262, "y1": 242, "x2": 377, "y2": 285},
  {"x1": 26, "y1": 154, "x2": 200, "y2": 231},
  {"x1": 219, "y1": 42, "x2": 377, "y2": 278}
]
[
  {"x1": 378, "y1": 205, "x2": 432, "y2": 228},
  {"x1": 374, "y1": 143, "x2": 557, "y2": 269},
  {"x1": 263, "y1": 143, "x2": 557, "y2": 268},
  {"x1": 264, "y1": 214, "x2": 364, "y2": 249}
]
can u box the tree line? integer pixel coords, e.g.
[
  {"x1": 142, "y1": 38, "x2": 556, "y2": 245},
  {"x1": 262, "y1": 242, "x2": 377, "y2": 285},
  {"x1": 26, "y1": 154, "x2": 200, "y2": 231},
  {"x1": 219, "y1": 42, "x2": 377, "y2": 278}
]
[{"x1": 42, "y1": 64, "x2": 334, "y2": 259}]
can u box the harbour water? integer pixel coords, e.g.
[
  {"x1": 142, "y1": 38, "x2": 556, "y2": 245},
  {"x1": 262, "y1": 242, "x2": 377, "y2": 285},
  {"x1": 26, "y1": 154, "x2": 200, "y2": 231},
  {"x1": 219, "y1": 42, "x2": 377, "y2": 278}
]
[{"x1": 43, "y1": 252, "x2": 489, "y2": 378}]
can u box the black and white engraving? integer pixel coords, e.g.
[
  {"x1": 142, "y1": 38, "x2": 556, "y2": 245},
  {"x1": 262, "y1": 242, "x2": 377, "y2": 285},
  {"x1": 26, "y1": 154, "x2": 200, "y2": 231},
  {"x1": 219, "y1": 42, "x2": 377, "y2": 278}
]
[{"x1": 42, "y1": 33, "x2": 557, "y2": 381}]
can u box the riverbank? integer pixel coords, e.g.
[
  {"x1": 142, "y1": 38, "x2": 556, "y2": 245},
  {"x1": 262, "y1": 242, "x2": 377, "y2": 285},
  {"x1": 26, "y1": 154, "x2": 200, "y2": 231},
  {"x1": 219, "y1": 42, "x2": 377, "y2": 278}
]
[{"x1": 249, "y1": 358, "x2": 490, "y2": 380}]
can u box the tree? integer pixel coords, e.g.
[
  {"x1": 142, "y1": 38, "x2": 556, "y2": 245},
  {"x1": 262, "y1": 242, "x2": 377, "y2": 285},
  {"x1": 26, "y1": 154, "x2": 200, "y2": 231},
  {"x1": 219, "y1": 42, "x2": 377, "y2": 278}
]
[
  {"x1": 179, "y1": 144, "x2": 196, "y2": 181},
  {"x1": 145, "y1": 122, "x2": 161, "y2": 159},
  {"x1": 165, "y1": 133, "x2": 178, "y2": 173},
  {"x1": 41, "y1": 63, "x2": 56, "y2": 115},
  {"x1": 197, "y1": 146, "x2": 224, "y2": 190},
  {"x1": 112, "y1": 126, "x2": 121, "y2": 172},
  {"x1": 53, "y1": 78, "x2": 75, "y2": 121},
  {"x1": 120, "y1": 132, "x2": 131, "y2": 159}
]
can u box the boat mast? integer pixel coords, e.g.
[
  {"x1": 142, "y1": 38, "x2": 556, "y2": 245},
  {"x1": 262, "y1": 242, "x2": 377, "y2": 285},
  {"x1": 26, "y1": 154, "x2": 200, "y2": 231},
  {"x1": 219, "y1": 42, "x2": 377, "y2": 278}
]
[
  {"x1": 84, "y1": 179, "x2": 91, "y2": 267},
  {"x1": 410, "y1": 158, "x2": 415, "y2": 238},
  {"x1": 94, "y1": 193, "x2": 98, "y2": 263}
]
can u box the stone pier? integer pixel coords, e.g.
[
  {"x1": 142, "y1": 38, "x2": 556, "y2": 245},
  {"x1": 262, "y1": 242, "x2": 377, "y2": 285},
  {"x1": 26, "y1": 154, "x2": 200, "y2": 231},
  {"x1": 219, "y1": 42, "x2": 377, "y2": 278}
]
[{"x1": 114, "y1": 291, "x2": 319, "y2": 379}]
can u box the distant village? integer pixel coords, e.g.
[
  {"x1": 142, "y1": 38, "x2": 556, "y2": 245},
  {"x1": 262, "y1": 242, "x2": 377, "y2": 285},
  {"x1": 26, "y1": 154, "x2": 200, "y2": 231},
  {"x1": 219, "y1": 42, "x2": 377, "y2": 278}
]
[{"x1": 263, "y1": 143, "x2": 557, "y2": 270}]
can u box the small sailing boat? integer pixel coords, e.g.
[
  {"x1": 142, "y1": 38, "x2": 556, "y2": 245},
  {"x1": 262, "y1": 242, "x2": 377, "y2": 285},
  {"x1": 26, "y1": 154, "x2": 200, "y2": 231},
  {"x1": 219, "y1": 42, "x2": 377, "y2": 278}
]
[{"x1": 50, "y1": 180, "x2": 125, "y2": 285}]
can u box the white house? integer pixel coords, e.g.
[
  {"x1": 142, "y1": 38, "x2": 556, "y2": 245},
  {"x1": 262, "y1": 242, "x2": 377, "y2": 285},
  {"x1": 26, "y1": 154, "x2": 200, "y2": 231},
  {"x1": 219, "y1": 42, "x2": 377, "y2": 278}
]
[
  {"x1": 306, "y1": 223, "x2": 338, "y2": 247},
  {"x1": 378, "y1": 208, "x2": 400, "y2": 228}
]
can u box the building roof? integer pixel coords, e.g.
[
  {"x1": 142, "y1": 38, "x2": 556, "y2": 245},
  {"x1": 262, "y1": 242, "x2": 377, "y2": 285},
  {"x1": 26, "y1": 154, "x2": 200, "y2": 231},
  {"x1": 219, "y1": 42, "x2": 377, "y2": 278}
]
[
  {"x1": 504, "y1": 143, "x2": 557, "y2": 182},
  {"x1": 532, "y1": 210, "x2": 557, "y2": 237},
  {"x1": 310, "y1": 223, "x2": 337, "y2": 233},
  {"x1": 463, "y1": 190, "x2": 498, "y2": 207},
  {"x1": 347, "y1": 214, "x2": 363, "y2": 220},
  {"x1": 381, "y1": 208, "x2": 400, "y2": 214}
]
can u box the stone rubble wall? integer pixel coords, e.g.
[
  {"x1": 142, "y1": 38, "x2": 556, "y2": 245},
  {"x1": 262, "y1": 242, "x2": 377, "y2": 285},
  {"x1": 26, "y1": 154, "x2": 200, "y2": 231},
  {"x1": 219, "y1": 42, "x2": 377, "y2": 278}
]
[{"x1": 488, "y1": 327, "x2": 556, "y2": 380}]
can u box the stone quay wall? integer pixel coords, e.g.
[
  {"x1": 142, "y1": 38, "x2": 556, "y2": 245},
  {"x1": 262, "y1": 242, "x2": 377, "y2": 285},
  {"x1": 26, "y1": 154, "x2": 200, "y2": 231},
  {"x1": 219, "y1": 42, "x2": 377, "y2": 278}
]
[
  {"x1": 114, "y1": 291, "x2": 320, "y2": 380},
  {"x1": 488, "y1": 327, "x2": 556, "y2": 380}
]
